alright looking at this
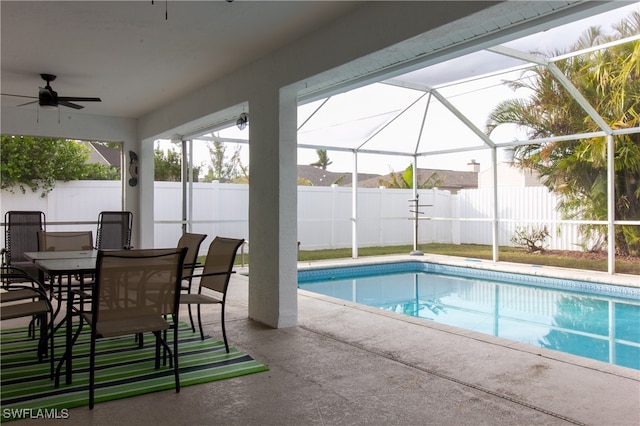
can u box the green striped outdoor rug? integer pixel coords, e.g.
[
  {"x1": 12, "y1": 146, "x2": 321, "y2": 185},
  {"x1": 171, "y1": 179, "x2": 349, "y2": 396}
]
[{"x1": 0, "y1": 323, "x2": 268, "y2": 422}]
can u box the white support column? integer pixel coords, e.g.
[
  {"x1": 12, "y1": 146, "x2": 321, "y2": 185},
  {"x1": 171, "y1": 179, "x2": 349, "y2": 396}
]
[
  {"x1": 352, "y1": 151, "x2": 358, "y2": 259},
  {"x1": 139, "y1": 138, "x2": 155, "y2": 250},
  {"x1": 607, "y1": 134, "x2": 615, "y2": 274},
  {"x1": 248, "y1": 85, "x2": 298, "y2": 328},
  {"x1": 491, "y1": 147, "x2": 499, "y2": 262},
  {"x1": 179, "y1": 138, "x2": 192, "y2": 234},
  {"x1": 187, "y1": 139, "x2": 194, "y2": 233},
  {"x1": 123, "y1": 137, "x2": 143, "y2": 249}
]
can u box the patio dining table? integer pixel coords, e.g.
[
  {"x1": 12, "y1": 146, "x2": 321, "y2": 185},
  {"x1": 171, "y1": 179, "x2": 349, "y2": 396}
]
[
  {"x1": 24, "y1": 250, "x2": 98, "y2": 385},
  {"x1": 24, "y1": 250, "x2": 98, "y2": 262},
  {"x1": 24, "y1": 250, "x2": 97, "y2": 317}
]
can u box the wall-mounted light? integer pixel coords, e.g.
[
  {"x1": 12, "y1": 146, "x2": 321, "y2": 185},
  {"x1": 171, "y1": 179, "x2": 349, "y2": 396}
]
[
  {"x1": 128, "y1": 151, "x2": 139, "y2": 187},
  {"x1": 236, "y1": 113, "x2": 249, "y2": 130}
]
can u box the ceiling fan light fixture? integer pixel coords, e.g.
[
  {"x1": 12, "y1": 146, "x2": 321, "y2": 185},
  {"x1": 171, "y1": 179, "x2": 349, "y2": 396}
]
[
  {"x1": 39, "y1": 91, "x2": 55, "y2": 102},
  {"x1": 38, "y1": 85, "x2": 57, "y2": 108},
  {"x1": 236, "y1": 112, "x2": 249, "y2": 130}
]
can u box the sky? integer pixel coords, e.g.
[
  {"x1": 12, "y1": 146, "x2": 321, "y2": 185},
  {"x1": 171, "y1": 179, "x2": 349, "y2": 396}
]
[{"x1": 159, "y1": 2, "x2": 639, "y2": 178}]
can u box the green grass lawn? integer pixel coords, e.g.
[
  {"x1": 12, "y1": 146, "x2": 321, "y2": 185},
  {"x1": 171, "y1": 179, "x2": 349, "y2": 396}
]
[{"x1": 234, "y1": 243, "x2": 640, "y2": 275}]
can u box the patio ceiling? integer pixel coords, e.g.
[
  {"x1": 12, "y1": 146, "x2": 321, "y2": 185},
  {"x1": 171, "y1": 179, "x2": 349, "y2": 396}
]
[
  {"x1": 2, "y1": 0, "x2": 638, "y2": 170},
  {"x1": 0, "y1": 1, "x2": 363, "y2": 118},
  {"x1": 0, "y1": 1, "x2": 634, "y2": 131}
]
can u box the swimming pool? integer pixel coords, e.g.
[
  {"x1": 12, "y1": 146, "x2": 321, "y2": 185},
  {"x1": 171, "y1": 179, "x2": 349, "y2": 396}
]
[{"x1": 298, "y1": 262, "x2": 640, "y2": 371}]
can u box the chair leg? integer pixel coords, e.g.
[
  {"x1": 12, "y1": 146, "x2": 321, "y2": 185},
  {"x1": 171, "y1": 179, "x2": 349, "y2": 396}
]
[
  {"x1": 37, "y1": 313, "x2": 47, "y2": 362},
  {"x1": 160, "y1": 327, "x2": 171, "y2": 367},
  {"x1": 221, "y1": 302, "x2": 229, "y2": 353},
  {"x1": 154, "y1": 331, "x2": 174, "y2": 368},
  {"x1": 162, "y1": 328, "x2": 168, "y2": 366},
  {"x1": 154, "y1": 332, "x2": 161, "y2": 369},
  {"x1": 54, "y1": 315, "x2": 85, "y2": 388},
  {"x1": 89, "y1": 333, "x2": 96, "y2": 409},
  {"x1": 197, "y1": 305, "x2": 205, "y2": 340},
  {"x1": 36, "y1": 315, "x2": 43, "y2": 361},
  {"x1": 187, "y1": 304, "x2": 196, "y2": 332},
  {"x1": 49, "y1": 311, "x2": 55, "y2": 380},
  {"x1": 28, "y1": 316, "x2": 36, "y2": 339},
  {"x1": 136, "y1": 332, "x2": 144, "y2": 348},
  {"x1": 173, "y1": 317, "x2": 180, "y2": 393}
]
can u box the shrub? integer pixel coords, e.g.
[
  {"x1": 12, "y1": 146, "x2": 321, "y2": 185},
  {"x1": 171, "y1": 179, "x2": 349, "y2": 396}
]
[{"x1": 510, "y1": 225, "x2": 550, "y2": 253}]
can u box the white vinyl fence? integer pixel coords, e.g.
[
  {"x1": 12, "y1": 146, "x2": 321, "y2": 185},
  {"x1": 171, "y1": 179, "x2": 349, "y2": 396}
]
[
  {"x1": 1, "y1": 181, "x2": 586, "y2": 253},
  {"x1": 456, "y1": 186, "x2": 586, "y2": 251}
]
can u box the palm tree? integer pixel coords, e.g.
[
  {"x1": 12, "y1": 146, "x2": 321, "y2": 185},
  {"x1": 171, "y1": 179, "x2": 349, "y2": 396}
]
[
  {"x1": 205, "y1": 141, "x2": 243, "y2": 182},
  {"x1": 378, "y1": 164, "x2": 442, "y2": 189},
  {"x1": 486, "y1": 12, "x2": 640, "y2": 255},
  {"x1": 310, "y1": 149, "x2": 332, "y2": 170}
]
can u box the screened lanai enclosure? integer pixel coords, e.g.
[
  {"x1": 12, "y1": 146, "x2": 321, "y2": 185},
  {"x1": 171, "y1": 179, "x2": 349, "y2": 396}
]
[{"x1": 171, "y1": 3, "x2": 639, "y2": 275}]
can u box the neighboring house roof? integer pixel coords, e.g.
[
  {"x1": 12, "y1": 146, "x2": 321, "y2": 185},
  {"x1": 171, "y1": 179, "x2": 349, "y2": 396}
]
[
  {"x1": 86, "y1": 142, "x2": 121, "y2": 167},
  {"x1": 358, "y1": 168, "x2": 478, "y2": 193},
  {"x1": 297, "y1": 165, "x2": 379, "y2": 187},
  {"x1": 298, "y1": 164, "x2": 478, "y2": 193},
  {"x1": 478, "y1": 162, "x2": 543, "y2": 188}
]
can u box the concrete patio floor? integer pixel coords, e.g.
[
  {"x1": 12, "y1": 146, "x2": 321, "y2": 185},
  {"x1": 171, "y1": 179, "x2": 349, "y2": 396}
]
[{"x1": 7, "y1": 255, "x2": 640, "y2": 425}]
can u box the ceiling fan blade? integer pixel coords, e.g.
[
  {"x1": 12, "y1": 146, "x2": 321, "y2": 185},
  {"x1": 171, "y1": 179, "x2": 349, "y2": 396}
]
[
  {"x1": 17, "y1": 100, "x2": 38, "y2": 107},
  {"x1": 1, "y1": 93, "x2": 38, "y2": 99},
  {"x1": 58, "y1": 96, "x2": 101, "y2": 103},
  {"x1": 58, "y1": 100, "x2": 84, "y2": 110}
]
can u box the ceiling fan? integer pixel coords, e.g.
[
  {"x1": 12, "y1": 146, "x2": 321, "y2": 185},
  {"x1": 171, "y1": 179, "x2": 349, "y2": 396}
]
[{"x1": 1, "y1": 74, "x2": 101, "y2": 110}]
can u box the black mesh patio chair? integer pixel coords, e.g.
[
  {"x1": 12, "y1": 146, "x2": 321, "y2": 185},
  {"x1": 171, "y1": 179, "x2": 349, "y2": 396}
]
[
  {"x1": 180, "y1": 236, "x2": 244, "y2": 352},
  {"x1": 2, "y1": 211, "x2": 46, "y2": 280},
  {"x1": 1, "y1": 265, "x2": 45, "y2": 338},
  {"x1": 38, "y1": 231, "x2": 94, "y2": 252},
  {"x1": 177, "y1": 232, "x2": 207, "y2": 332},
  {"x1": 95, "y1": 211, "x2": 133, "y2": 250},
  {"x1": 0, "y1": 265, "x2": 54, "y2": 377},
  {"x1": 57, "y1": 247, "x2": 187, "y2": 409},
  {"x1": 37, "y1": 230, "x2": 95, "y2": 298}
]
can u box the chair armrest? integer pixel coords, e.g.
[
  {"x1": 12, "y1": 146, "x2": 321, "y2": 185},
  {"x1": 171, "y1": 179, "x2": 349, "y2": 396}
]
[
  {"x1": 182, "y1": 270, "x2": 235, "y2": 281},
  {"x1": 0, "y1": 284, "x2": 48, "y2": 301},
  {"x1": 1, "y1": 284, "x2": 53, "y2": 314},
  {"x1": 1, "y1": 269, "x2": 48, "y2": 293},
  {"x1": 182, "y1": 261, "x2": 202, "y2": 270}
]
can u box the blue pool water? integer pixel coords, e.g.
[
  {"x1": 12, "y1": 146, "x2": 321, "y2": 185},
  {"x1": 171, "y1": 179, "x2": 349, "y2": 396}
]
[{"x1": 298, "y1": 262, "x2": 640, "y2": 371}]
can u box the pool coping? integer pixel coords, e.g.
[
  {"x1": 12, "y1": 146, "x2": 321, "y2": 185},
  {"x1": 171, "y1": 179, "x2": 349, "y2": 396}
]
[{"x1": 297, "y1": 252, "x2": 640, "y2": 289}]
